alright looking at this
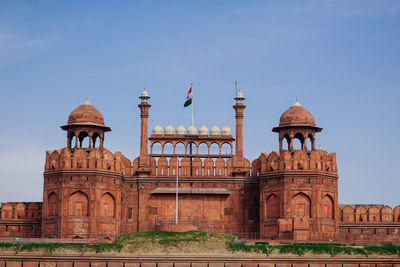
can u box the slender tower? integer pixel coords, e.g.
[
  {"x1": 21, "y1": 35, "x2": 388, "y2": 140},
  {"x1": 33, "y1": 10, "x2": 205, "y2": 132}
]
[
  {"x1": 232, "y1": 91, "x2": 247, "y2": 176},
  {"x1": 137, "y1": 89, "x2": 151, "y2": 175}
]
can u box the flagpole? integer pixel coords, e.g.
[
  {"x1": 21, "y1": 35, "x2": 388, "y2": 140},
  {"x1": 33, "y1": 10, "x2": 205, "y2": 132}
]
[
  {"x1": 191, "y1": 83, "x2": 194, "y2": 126},
  {"x1": 175, "y1": 156, "x2": 179, "y2": 225}
]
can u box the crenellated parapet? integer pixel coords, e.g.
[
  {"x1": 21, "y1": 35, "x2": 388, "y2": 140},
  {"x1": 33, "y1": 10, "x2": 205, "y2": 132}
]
[
  {"x1": 340, "y1": 204, "x2": 400, "y2": 223},
  {"x1": 143, "y1": 156, "x2": 251, "y2": 177},
  {"x1": 0, "y1": 202, "x2": 42, "y2": 221},
  {"x1": 252, "y1": 149, "x2": 337, "y2": 176},
  {"x1": 44, "y1": 148, "x2": 131, "y2": 174}
]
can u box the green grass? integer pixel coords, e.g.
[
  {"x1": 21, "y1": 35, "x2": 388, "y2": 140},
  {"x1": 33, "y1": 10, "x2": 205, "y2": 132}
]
[
  {"x1": 1, "y1": 231, "x2": 400, "y2": 256},
  {"x1": 0, "y1": 241, "x2": 122, "y2": 254},
  {"x1": 227, "y1": 242, "x2": 400, "y2": 256}
]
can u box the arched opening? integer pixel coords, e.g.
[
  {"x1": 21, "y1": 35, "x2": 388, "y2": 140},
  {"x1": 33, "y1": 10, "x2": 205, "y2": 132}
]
[
  {"x1": 69, "y1": 133, "x2": 76, "y2": 149},
  {"x1": 48, "y1": 192, "x2": 58, "y2": 216},
  {"x1": 68, "y1": 191, "x2": 89, "y2": 216},
  {"x1": 210, "y1": 142, "x2": 220, "y2": 155},
  {"x1": 175, "y1": 142, "x2": 185, "y2": 154},
  {"x1": 198, "y1": 142, "x2": 208, "y2": 154},
  {"x1": 164, "y1": 142, "x2": 173, "y2": 154},
  {"x1": 283, "y1": 134, "x2": 291, "y2": 150},
  {"x1": 151, "y1": 142, "x2": 162, "y2": 154},
  {"x1": 221, "y1": 143, "x2": 232, "y2": 155},
  {"x1": 321, "y1": 194, "x2": 334, "y2": 219},
  {"x1": 187, "y1": 142, "x2": 196, "y2": 155},
  {"x1": 78, "y1": 131, "x2": 89, "y2": 148},
  {"x1": 92, "y1": 132, "x2": 100, "y2": 149},
  {"x1": 100, "y1": 193, "x2": 115, "y2": 217},
  {"x1": 291, "y1": 192, "x2": 311, "y2": 218},
  {"x1": 293, "y1": 133, "x2": 304, "y2": 150},
  {"x1": 266, "y1": 194, "x2": 280, "y2": 218},
  {"x1": 307, "y1": 134, "x2": 314, "y2": 151}
]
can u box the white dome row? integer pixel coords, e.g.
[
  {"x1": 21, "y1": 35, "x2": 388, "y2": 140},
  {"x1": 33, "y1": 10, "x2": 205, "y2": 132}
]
[{"x1": 152, "y1": 123, "x2": 231, "y2": 136}]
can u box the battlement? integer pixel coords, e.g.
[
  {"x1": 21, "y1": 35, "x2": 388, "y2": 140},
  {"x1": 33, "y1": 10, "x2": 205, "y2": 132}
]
[
  {"x1": 0, "y1": 202, "x2": 42, "y2": 221},
  {"x1": 340, "y1": 204, "x2": 400, "y2": 223},
  {"x1": 44, "y1": 148, "x2": 132, "y2": 175},
  {"x1": 251, "y1": 149, "x2": 337, "y2": 176},
  {"x1": 141, "y1": 156, "x2": 251, "y2": 177}
]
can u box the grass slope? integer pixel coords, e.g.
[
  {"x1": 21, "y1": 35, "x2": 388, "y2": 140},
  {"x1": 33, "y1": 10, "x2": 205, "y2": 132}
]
[{"x1": 0, "y1": 231, "x2": 400, "y2": 256}]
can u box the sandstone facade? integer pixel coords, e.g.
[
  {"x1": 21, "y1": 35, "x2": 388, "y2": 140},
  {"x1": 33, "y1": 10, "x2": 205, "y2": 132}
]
[{"x1": 0, "y1": 91, "x2": 398, "y2": 243}]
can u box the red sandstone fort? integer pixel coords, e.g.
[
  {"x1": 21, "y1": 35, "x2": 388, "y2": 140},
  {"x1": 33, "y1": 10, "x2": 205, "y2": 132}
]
[{"x1": 0, "y1": 90, "x2": 399, "y2": 244}]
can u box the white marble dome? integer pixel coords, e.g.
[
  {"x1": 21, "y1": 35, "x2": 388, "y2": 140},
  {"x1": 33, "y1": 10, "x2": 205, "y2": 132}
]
[
  {"x1": 152, "y1": 123, "x2": 163, "y2": 135},
  {"x1": 164, "y1": 123, "x2": 174, "y2": 135},
  {"x1": 187, "y1": 124, "x2": 198, "y2": 136},
  {"x1": 141, "y1": 89, "x2": 149, "y2": 98},
  {"x1": 175, "y1": 124, "x2": 186, "y2": 135},
  {"x1": 198, "y1": 124, "x2": 209, "y2": 135},
  {"x1": 210, "y1": 123, "x2": 220, "y2": 136},
  {"x1": 221, "y1": 124, "x2": 231, "y2": 136}
]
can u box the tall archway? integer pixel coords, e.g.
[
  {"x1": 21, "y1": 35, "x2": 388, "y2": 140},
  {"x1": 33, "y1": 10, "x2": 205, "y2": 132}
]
[
  {"x1": 100, "y1": 193, "x2": 115, "y2": 217},
  {"x1": 321, "y1": 194, "x2": 334, "y2": 219},
  {"x1": 68, "y1": 191, "x2": 89, "y2": 216},
  {"x1": 291, "y1": 192, "x2": 311, "y2": 218}
]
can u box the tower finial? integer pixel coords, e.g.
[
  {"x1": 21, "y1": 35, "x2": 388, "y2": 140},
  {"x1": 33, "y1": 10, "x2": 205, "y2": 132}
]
[
  {"x1": 83, "y1": 98, "x2": 91, "y2": 106},
  {"x1": 292, "y1": 99, "x2": 302, "y2": 107}
]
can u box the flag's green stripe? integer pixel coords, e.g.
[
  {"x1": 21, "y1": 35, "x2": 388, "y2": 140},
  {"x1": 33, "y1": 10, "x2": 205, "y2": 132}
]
[{"x1": 184, "y1": 98, "x2": 192, "y2": 107}]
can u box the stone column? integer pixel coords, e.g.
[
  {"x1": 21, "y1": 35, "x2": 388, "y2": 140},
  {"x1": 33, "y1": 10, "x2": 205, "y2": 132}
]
[
  {"x1": 233, "y1": 103, "x2": 246, "y2": 167},
  {"x1": 138, "y1": 102, "x2": 151, "y2": 167}
]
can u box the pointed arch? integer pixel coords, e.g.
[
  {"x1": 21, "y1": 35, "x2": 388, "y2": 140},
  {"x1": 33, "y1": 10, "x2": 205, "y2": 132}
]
[
  {"x1": 291, "y1": 192, "x2": 311, "y2": 218},
  {"x1": 100, "y1": 192, "x2": 115, "y2": 217},
  {"x1": 48, "y1": 192, "x2": 59, "y2": 216},
  {"x1": 68, "y1": 191, "x2": 89, "y2": 216},
  {"x1": 321, "y1": 194, "x2": 334, "y2": 219},
  {"x1": 342, "y1": 205, "x2": 355, "y2": 222}
]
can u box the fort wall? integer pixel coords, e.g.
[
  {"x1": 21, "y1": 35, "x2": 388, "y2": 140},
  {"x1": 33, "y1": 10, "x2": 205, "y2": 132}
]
[{"x1": 0, "y1": 202, "x2": 42, "y2": 238}]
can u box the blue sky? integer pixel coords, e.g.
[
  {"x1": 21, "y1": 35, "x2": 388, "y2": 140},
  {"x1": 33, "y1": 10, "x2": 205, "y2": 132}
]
[{"x1": 0, "y1": 1, "x2": 399, "y2": 206}]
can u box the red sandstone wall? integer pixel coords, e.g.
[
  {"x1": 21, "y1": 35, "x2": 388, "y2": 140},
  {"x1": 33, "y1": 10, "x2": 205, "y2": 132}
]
[
  {"x1": 339, "y1": 204, "x2": 400, "y2": 243},
  {"x1": 0, "y1": 202, "x2": 42, "y2": 237},
  {"x1": 256, "y1": 150, "x2": 339, "y2": 242}
]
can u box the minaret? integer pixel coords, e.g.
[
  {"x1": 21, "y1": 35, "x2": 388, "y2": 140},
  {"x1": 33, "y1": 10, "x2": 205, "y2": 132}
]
[
  {"x1": 138, "y1": 89, "x2": 151, "y2": 171},
  {"x1": 232, "y1": 91, "x2": 246, "y2": 175}
]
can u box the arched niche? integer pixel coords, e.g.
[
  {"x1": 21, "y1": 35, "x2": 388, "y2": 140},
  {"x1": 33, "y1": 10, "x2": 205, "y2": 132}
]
[
  {"x1": 100, "y1": 192, "x2": 115, "y2": 217},
  {"x1": 266, "y1": 194, "x2": 280, "y2": 218},
  {"x1": 48, "y1": 192, "x2": 59, "y2": 216},
  {"x1": 68, "y1": 191, "x2": 89, "y2": 216},
  {"x1": 291, "y1": 192, "x2": 311, "y2": 218},
  {"x1": 321, "y1": 194, "x2": 334, "y2": 219}
]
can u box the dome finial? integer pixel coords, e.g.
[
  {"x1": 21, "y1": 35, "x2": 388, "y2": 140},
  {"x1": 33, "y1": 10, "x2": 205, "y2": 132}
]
[
  {"x1": 292, "y1": 99, "x2": 302, "y2": 107},
  {"x1": 83, "y1": 98, "x2": 91, "y2": 106}
]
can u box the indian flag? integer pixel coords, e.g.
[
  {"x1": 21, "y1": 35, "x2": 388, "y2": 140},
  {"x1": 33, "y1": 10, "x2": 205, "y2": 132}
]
[{"x1": 184, "y1": 85, "x2": 193, "y2": 107}]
